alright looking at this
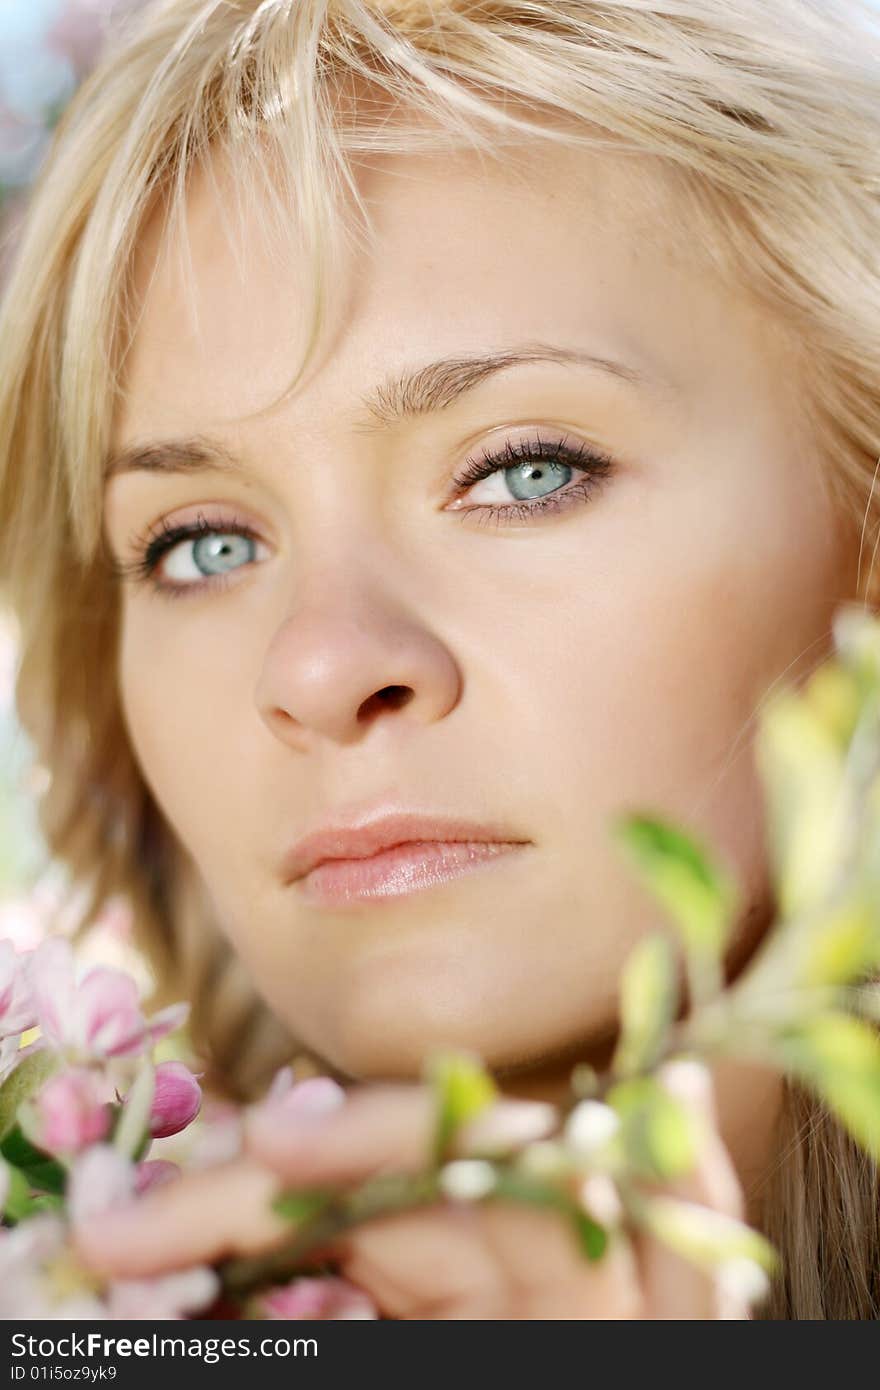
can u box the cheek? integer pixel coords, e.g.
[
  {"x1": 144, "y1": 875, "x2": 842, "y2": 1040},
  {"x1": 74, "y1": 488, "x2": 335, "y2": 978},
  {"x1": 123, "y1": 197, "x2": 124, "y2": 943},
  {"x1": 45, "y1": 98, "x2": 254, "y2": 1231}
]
[
  {"x1": 116, "y1": 606, "x2": 249, "y2": 876},
  {"x1": 515, "y1": 462, "x2": 846, "y2": 935}
]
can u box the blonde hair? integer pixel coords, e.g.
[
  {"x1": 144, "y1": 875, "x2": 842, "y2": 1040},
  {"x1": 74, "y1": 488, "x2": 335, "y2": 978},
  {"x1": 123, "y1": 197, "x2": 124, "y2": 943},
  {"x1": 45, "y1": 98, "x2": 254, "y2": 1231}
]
[{"x1": 2, "y1": 0, "x2": 880, "y2": 1317}]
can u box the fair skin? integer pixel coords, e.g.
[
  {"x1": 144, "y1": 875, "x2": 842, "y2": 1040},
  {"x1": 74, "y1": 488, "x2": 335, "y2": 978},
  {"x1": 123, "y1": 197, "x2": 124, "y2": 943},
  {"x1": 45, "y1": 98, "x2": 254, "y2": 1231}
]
[{"x1": 78, "y1": 129, "x2": 860, "y2": 1316}]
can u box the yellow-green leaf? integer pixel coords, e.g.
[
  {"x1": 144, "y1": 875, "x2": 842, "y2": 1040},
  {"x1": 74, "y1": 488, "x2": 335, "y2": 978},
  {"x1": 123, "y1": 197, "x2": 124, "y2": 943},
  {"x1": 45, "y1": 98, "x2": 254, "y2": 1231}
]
[
  {"x1": 639, "y1": 1195, "x2": 779, "y2": 1274},
  {"x1": 832, "y1": 605, "x2": 880, "y2": 701},
  {"x1": 606, "y1": 1076, "x2": 699, "y2": 1182},
  {"x1": 113, "y1": 1061, "x2": 154, "y2": 1160},
  {"x1": 802, "y1": 663, "x2": 862, "y2": 751},
  {"x1": 0, "y1": 1050, "x2": 59, "y2": 1142},
  {"x1": 425, "y1": 1050, "x2": 498, "y2": 1165},
  {"x1": 612, "y1": 814, "x2": 738, "y2": 966},
  {"x1": 776, "y1": 1012, "x2": 880, "y2": 1160},
  {"x1": 755, "y1": 690, "x2": 849, "y2": 919},
  {"x1": 797, "y1": 892, "x2": 880, "y2": 990},
  {"x1": 612, "y1": 933, "x2": 679, "y2": 1078}
]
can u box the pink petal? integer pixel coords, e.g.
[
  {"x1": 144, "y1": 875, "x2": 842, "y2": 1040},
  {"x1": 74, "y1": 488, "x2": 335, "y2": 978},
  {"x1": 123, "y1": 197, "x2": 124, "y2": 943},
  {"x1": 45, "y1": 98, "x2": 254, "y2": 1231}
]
[
  {"x1": 145, "y1": 1002, "x2": 189, "y2": 1044},
  {"x1": 0, "y1": 940, "x2": 35, "y2": 1036},
  {"x1": 28, "y1": 1068, "x2": 111, "y2": 1156},
  {"x1": 135, "y1": 1160, "x2": 181, "y2": 1196},
  {"x1": 25, "y1": 937, "x2": 76, "y2": 1047},
  {"x1": 77, "y1": 968, "x2": 145, "y2": 1057},
  {"x1": 259, "y1": 1276, "x2": 379, "y2": 1320},
  {"x1": 148, "y1": 1062, "x2": 201, "y2": 1139}
]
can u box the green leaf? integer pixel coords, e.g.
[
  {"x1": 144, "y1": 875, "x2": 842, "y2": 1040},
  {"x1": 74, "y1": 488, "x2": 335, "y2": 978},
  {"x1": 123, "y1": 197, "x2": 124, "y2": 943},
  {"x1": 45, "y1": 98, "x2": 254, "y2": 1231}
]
[
  {"x1": 606, "y1": 1076, "x2": 699, "y2": 1182},
  {"x1": 271, "y1": 1189, "x2": 336, "y2": 1224},
  {"x1": 0, "y1": 1126, "x2": 66, "y2": 1196},
  {"x1": 638, "y1": 1195, "x2": 779, "y2": 1274},
  {"x1": 489, "y1": 1169, "x2": 609, "y2": 1263},
  {"x1": 612, "y1": 814, "x2": 738, "y2": 973},
  {"x1": 24, "y1": 1193, "x2": 64, "y2": 1215},
  {"x1": 2, "y1": 1163, "x2": 37, "y2": 1223},
  {"x1": 424, "y1": 1051, "x2": 498, "y2": 1165},
  {"x1": 570, "y1": 1208, "x2": 608, "y2": 1262},
  {"x1": 0, "y1": 1157, "x2": 64, "y2": 1223},
  {"x1": 0, "y1": 1050, "x2": 60, "y2": 1141},
  {"x1": 612, "y1": 933, "x2": 679, "y2": 1077},
  {"x1": 775, "y1": 1012, "x2": 880, "y2": 1160}
]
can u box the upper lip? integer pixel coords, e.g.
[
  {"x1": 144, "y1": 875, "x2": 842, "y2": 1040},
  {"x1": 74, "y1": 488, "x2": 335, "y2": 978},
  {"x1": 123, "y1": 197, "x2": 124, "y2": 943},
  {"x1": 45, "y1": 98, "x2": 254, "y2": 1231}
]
[{"x1": 282, "y1": 810, "x2": 531, "y2": 883}]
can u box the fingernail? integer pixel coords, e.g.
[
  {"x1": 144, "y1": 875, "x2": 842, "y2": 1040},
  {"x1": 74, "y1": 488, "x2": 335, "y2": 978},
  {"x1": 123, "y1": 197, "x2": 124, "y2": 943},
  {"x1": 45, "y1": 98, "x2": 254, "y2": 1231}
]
[
  {"x1": 658, "y1": 1058, "x2": 716, "y2": 1121},
  {"x1": 456, "y1": 1100, "x2": 558, "y2": 1157},
  {"x1": 255, "y1": 1076, "x2": 347, "y2": 1125}
]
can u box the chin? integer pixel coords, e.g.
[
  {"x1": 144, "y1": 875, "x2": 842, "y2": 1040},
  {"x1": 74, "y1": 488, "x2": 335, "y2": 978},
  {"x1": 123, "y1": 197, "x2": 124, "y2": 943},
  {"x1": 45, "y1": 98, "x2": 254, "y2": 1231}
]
[{"x1": 299, "y1": 966, "x2": 607, "y2": 1086}]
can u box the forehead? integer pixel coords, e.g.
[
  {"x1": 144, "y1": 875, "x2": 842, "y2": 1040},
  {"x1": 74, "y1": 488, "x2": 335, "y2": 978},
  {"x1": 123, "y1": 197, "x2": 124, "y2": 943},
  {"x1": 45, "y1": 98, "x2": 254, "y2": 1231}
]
[{"x1": 115, "y1": 133, "x2": 743, "y2": 445}]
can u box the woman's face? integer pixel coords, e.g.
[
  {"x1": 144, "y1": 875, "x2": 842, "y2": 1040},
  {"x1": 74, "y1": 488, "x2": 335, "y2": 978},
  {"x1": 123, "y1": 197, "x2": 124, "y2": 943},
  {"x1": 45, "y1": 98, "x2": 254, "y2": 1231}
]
[{"x1": 103, "y1": 135, "x2": 859, "y2": 1083}]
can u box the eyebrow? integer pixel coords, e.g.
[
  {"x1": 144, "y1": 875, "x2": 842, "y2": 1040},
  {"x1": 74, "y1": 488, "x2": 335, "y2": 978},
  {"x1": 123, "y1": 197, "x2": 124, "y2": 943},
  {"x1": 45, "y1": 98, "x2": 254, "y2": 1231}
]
[{"x1": 103, "y1": 343, "x2": 650, "y2": 480}]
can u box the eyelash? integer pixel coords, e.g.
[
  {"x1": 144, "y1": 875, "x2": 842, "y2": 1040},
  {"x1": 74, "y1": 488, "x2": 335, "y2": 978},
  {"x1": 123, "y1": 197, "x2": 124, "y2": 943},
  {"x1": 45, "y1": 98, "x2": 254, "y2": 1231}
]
[{"x1": 110, "y1": 432, "x2": 615, "y2": 599}]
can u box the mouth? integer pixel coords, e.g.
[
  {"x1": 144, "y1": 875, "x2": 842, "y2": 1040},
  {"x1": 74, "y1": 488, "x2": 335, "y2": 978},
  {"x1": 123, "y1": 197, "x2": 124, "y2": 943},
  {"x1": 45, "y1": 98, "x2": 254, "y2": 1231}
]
[
  {"x1": 296, "y1": 838, "x2": 529, "y2": 908},
  {"x1": 281, "y1": 809, "x2": 533, "y2": 909}
]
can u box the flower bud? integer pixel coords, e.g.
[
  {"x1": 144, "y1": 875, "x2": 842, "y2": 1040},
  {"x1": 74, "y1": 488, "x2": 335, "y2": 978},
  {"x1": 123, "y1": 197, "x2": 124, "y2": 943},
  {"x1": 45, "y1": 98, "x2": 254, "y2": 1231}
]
[
  {"x1": 148, "y1": 1061, "x2": 201, "y2": 1138},
  {"x1": 255, "y1": 1277, "x2": 377, "y2": 1320}
]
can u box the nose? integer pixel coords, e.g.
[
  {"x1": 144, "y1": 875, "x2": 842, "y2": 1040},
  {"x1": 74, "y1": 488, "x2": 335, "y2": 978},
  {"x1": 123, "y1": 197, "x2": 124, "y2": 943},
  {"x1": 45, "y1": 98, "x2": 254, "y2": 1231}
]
[{"x1": 255, "y1": 574, "x2": 463, "y2": 748}]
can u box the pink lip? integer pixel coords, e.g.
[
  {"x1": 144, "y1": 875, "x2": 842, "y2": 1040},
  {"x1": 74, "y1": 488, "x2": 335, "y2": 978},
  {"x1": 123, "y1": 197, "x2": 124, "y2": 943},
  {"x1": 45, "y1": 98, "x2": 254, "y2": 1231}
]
[{"x1": 282, "y1": 812, "x2": 532, "y2": 907}]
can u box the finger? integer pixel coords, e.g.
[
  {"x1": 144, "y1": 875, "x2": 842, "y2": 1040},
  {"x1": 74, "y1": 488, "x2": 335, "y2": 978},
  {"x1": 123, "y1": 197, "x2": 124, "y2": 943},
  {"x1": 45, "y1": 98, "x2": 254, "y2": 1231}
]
[
  {"x1": 634, "y1": 1059, "x2": 749, "y2": 1320},
  {"x1": 244, "y1": 1082, "x2": 436, "y2": 1184},
  {"x1": 330, "y1": 1199, "x2": 642, "y2": 1320},
  {"x1": 71, "y1": 1156, "x2": 290, "y2": 1280},
  {"x1": 244, "y1": 1080, "x2": 556, "y2": 1186}
]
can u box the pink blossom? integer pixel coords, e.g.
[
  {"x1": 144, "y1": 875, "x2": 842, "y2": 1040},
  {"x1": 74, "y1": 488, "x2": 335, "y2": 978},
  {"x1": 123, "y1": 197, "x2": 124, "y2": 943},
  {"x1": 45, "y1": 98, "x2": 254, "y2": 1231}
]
[
  {"x1": 0, "y1": 1203, "x2": 217, "y2": 1320},
  {"x1": 0, "y1": 938, "x2": 36, "y2": 1038},
  {"x1": 256, "y1": 1276, "x2": 378, "y2": 1320},
  {"x1": 0, "y1": 1216, "x2": 106, "y2": 1319},
  {"x1": 105, "y1": 1267, "x2": 219, "y2": 1320},
  {"x1": 25, "y1": 937, "x2": 187, "y2": 1063},
  {"x1": 22, "y1": 1067, "x2": 111, "y2": 1156},
  {"x1": 135, "y1": 1160, "x2": 180, "y2": 1196},
  {"x1": 148, "y1": 1061, "x2": 202, "y2": 1139}
]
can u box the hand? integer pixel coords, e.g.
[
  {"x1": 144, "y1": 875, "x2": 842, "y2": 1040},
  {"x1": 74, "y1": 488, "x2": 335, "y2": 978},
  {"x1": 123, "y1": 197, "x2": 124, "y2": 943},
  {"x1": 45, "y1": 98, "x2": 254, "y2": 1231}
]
[{"x1": 72, "y1": 1060, "x2": 753, "y2": 1319}]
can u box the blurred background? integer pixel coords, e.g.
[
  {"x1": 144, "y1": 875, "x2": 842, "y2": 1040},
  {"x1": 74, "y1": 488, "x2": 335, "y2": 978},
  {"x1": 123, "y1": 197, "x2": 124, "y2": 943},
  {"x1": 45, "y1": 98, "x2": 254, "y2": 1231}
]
[{"x1": 0, "y1": 0, "x2": 149, "y2": 979}]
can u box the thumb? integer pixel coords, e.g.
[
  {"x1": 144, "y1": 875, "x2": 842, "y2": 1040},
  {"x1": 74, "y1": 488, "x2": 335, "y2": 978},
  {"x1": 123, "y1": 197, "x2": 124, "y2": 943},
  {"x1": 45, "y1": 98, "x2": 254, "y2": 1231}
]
[{"x1": 634, "y1": 1058, "x2": 758, "y2": 1319}]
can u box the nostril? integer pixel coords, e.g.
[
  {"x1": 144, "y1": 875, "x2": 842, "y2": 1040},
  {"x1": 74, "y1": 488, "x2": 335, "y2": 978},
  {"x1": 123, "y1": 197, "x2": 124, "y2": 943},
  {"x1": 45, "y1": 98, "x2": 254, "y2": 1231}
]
[{"x1": 359, "y1": 685, "x2": 414, "y2": 718}]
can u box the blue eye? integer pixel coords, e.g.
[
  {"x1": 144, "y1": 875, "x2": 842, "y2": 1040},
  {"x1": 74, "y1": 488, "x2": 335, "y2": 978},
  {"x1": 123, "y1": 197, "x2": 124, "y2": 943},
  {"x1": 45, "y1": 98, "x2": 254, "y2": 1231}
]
[
  {"x1": 450, "y1": 432, "x2": 615, "y2": 521},
  {"x1": 110, "y1": 513, "x2": 266, "y2": 599},
  {"x1": 166, "y1": 530, "x2": 257, "y2": 581},
  {"x1": 110, "y1": 432, "x2": 616, "y2": 599}
]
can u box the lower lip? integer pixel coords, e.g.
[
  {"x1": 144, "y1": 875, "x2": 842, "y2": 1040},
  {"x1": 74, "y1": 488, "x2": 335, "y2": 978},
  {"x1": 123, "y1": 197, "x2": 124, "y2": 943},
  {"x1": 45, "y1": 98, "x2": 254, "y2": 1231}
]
[{"x1": 296, "y1": 840, "x2": 527, "y2": 907}]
